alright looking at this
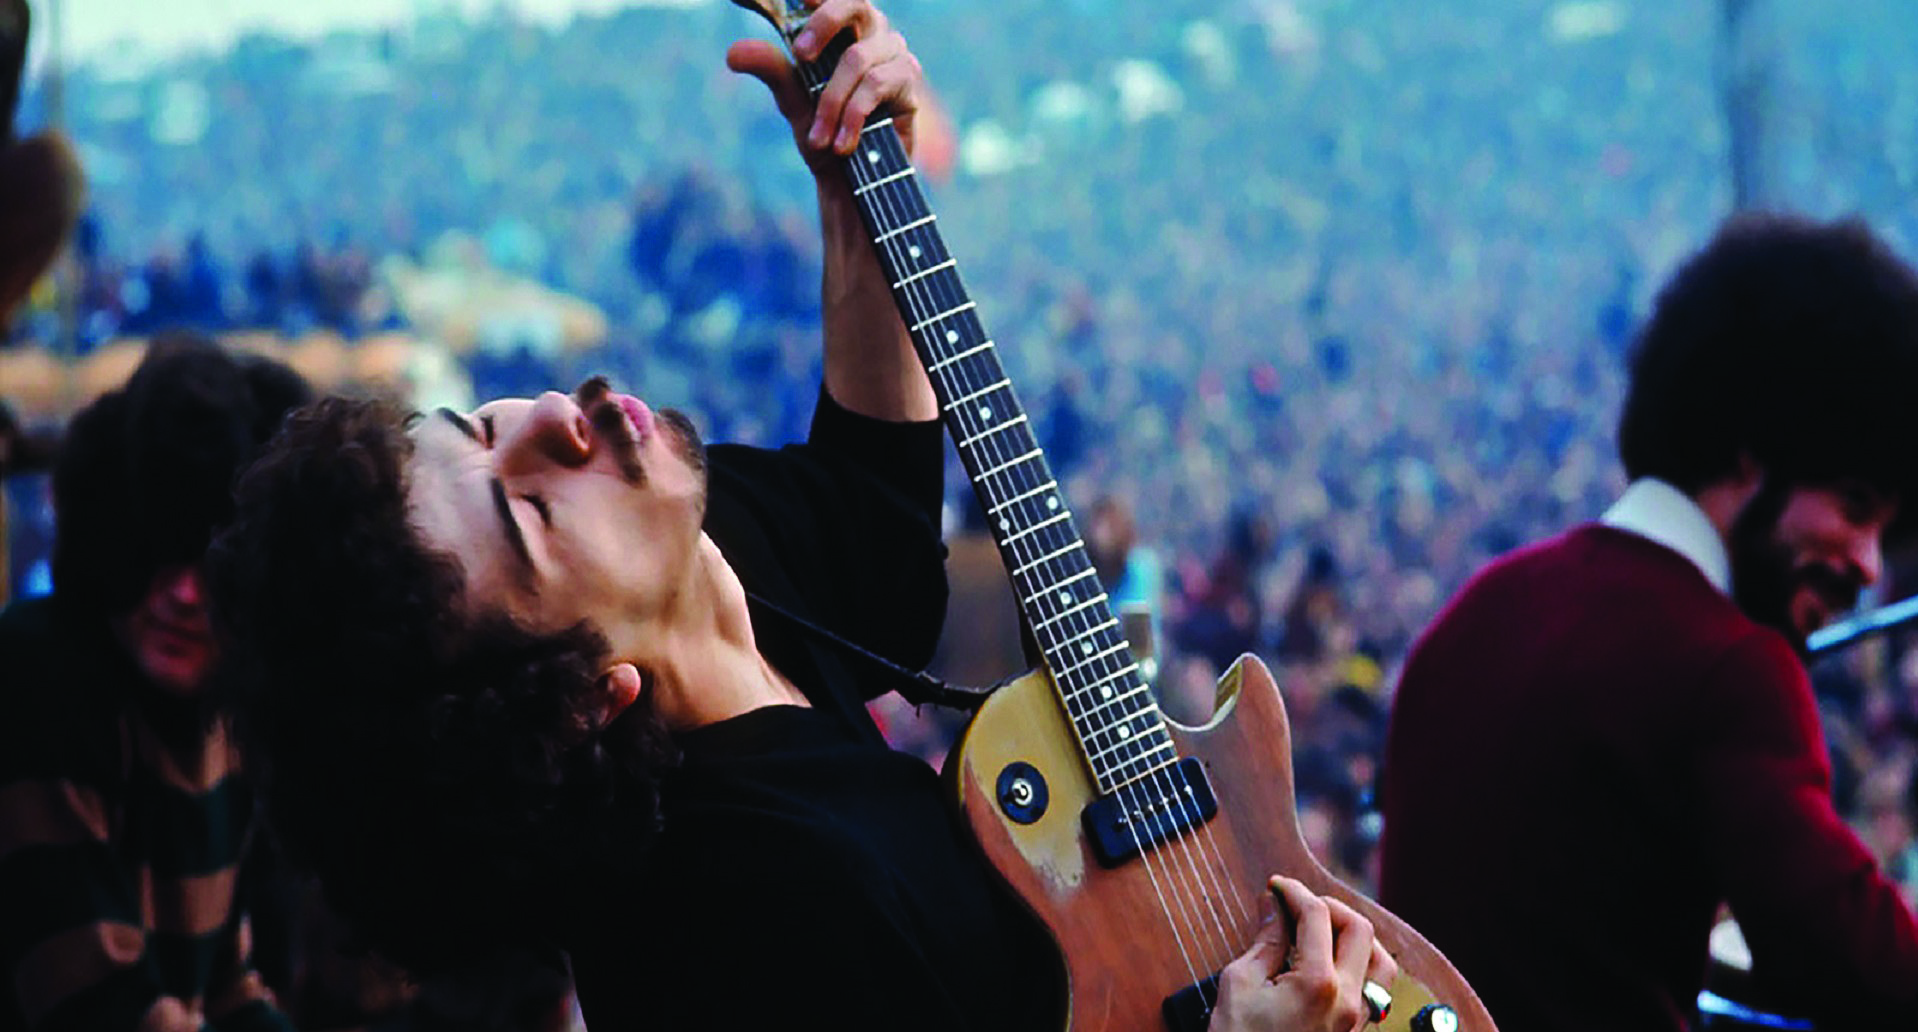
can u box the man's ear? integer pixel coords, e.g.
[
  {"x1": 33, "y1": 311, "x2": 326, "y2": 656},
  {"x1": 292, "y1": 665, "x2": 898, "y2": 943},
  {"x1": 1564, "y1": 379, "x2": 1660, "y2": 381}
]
[{"x1": 598, "y1": 662, "x2": 645, "y2": 723}]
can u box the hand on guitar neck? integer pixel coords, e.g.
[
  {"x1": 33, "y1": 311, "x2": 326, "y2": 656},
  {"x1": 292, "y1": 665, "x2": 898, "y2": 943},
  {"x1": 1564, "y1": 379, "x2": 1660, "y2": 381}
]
[
  {"x1": 727, "y1": 0, "x2": 937, "y2": 423},
  {"x1": 1210, "y1": 877, "x2": 1400, "y2": 1032}
]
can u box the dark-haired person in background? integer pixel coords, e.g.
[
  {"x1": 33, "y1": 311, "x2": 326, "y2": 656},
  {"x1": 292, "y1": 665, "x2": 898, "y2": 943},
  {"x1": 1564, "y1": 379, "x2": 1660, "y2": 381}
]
[
  {"x1": 1379, "y1": 213, "x2": 1918, "y2": 1031},
  {"x1": 0, "y1": 337, "x2": 310, "y2": 1032},
  {"x1": 203, "y1": 1, "x2": 1393, "y2": 1029}
]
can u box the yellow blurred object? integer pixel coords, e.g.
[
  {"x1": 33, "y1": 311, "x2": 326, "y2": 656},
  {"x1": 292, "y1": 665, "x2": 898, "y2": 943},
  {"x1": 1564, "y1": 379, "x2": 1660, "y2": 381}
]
[
  {"x1": 1340, "y1": 652, "x2": 1384, "y2": 694},
  {"x1": 72, "y1": 339, "x2": 147, "y2": 408},
  {"x1": 285, "y1": 331, "x2": 350, "y2": 391},
  {"x1": 352, "y1": 332, "x2": 420, "y2": 396},
  {"x1": 0, "y1": 344, "x2": 67, "y2": 420},
  {"x1": 223, "y1": 329, "x2": 286, "y2": 361},
  {"x1": 382, "y1": 244, "x2": 609, "y2": 358}
]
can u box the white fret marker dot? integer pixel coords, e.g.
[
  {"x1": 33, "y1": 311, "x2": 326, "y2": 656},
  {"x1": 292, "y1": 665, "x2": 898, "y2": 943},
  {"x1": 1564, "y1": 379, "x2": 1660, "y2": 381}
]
[
  {"x1": 1046, "y1": 496, "x2": 1060, "y2": 510},
  {"x1": 1057, "y1": 591, "x2": 1071, "y2": 605},
  {"x1": 998, "y1": 517, "x2": 1009, "y2": 532},
  {"x1": 946, "y1": 330, "x2": 959, "y2": 344},
  {"x1": 908, "y1": 244, "x2": 922, "y2": 259},
  {"x1": 1082, "y1": 641, "x2": 1094, "y2": 655},
  {"x1": 1118, "y1": 725, "x2": 1133, "y2": 738},
  {"x1": 1101, "y1": 685, "x2": 1114, "y2": 699},
  {"x1": 978, "y1": 406, "x2": 992, "y2": 420},
  {"x1": 866, "y1": 150, "x2": 881, "y2": 163}
]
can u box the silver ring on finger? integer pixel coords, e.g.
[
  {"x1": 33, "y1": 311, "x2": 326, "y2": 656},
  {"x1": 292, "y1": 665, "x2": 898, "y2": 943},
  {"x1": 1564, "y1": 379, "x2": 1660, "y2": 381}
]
[{"x1": 1361, "y1": 979, "x2": 1393, "y2": 1023}]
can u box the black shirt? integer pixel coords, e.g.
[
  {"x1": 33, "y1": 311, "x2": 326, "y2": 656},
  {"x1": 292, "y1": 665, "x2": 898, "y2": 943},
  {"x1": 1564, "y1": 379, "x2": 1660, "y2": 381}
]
[{"x1": 565, "y1": 393, "x2": 1061, "y2": 1030}]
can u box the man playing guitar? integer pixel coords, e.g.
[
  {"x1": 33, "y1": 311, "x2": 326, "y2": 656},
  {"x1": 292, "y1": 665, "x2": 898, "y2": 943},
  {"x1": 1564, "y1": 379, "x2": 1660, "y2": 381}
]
[{"x1": 206, "y1": 1, "x2": 1394, "y2": 1028}]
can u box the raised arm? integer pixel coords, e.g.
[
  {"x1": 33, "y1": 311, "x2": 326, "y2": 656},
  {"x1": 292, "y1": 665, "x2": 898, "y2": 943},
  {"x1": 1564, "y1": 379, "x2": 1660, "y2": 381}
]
[{"x1": 726, "y1": 0, "x2": 938, "y2": 424}]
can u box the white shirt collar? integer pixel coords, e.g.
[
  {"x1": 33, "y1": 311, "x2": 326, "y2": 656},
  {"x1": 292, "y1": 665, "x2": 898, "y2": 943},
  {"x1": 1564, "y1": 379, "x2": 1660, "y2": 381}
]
[{"x1": 1600, "y1": 478, "x2": 1732, "y2": 595}]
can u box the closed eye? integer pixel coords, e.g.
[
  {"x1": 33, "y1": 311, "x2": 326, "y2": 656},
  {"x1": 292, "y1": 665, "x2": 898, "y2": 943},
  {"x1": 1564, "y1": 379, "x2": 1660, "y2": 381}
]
[
  {"x1": 525, "y1": 494, "x2": 552, "y2": 527},
  {"x1": 481, "y1": 414, "x2": 497, "y2": 446}
]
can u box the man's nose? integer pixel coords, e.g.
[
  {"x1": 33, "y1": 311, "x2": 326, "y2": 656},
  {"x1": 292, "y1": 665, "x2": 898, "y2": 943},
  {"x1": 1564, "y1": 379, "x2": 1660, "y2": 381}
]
[
  {"x1": 502, "y1": 392, "x2": 592, "y2": 469},
  {"x1": 1851, "y1": 532, "x2": 1885, "y2": 588}
]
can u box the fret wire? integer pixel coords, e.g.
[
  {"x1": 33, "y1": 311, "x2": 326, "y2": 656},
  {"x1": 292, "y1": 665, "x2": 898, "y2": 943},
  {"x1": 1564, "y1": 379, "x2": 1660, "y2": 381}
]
[
  {"x1": 1086, "y1": 727, "x2": 1175, "y2": 766},
  {"x1": 877, "y1": 213, "x2": 936, "y2": 244},
  {"x1": 941, "y1": 378, "x2": 1010, "y2": 412},
  {"x1": 1086, "y1": 714, "x2": 1169, "y2": 753},
  {"x1": 910, "y1": 300, "x2": 974, "y2": 333},
  {"x1": 1010, "y1": 539, "x2": 1084, "y2": 579},
  {"x1": 893, "y1": 258, "x2": 957, "y2": 290},
  {"x1": 956, "y1": 413, "x2": 1029, "y2": 451},
  {"x1": 1069, "y1": 663, "x2": 1146, "y2": 710},
  {"x1": 1042, "y1": 629, "x2": 1128, "y2": 681},
  {"x1": 1060, "y1": 680, "x2": 1149, "y2": 729},
  {"x1": 999, "y1": 509, "x2": 1071, "y2": 547},
  {"x1": 1069, "y1": 678, "x2": 1155, "y2": 726},
  {"x1": 1062, "y1": 659, "x2": 1143, "y2": 707},
  {"x1": 1053, "y1": 639, "x2": 1133, "y2": 681},
  {"x1": 853, "y1": 167, "x2": 914, "y2": 197},
  {"x1": 1105, "y1": 753, "x2": 1180, "y2": 790},
  {"x1": 1059, "y1": 667, "x2": 1146, "y2": 719},
  {"x1": 1018, "y1": 565, "x2": 1096, "y2": 604},
  {"x1": 989, "y1": 479, "x2": 1061, "y2": 515},
  {"x1": 1033, "y1": 591, "x2": 1109, "y2": 631},
  {"x1": 929, "y1": 340, "x2": 994, "y2": 372}
]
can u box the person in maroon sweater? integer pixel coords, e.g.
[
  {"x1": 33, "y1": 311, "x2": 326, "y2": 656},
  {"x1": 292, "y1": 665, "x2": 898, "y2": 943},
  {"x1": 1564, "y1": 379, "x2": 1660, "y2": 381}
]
[{"x1": 1380, "y1": 213, "x2": 1918, "y2": 1032}]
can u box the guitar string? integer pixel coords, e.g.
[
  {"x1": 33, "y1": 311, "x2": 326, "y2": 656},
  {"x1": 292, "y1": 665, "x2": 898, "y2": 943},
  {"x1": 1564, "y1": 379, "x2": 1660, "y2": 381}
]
[
  {"x1": 835, "y1": 112, "x2": 1244, "y2": 978},
  {"x1": 811, "y1": 79, "x2": 1235, "y2": 981},
  {"x1": 1161, "y1": 762, "x2": 1256, "y2": 934}
]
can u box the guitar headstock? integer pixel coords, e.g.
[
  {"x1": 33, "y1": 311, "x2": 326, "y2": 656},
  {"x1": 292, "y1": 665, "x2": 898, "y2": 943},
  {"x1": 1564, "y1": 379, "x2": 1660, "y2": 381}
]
[{"x1": 728, "y1": 0, "x2": 810, "y2": 47}]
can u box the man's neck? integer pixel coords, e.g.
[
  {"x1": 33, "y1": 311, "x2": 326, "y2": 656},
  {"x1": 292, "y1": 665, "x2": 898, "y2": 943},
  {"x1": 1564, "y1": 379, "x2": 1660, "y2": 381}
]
[{"x1": 647, "y1": 534, "x2": 809, "y2": 730}]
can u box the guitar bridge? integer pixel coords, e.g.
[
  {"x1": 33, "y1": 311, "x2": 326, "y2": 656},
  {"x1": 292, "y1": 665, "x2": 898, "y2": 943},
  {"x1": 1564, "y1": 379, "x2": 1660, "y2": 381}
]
[{"x1": 1081, "y1": 758, "x2": 1220, "y2": 867}]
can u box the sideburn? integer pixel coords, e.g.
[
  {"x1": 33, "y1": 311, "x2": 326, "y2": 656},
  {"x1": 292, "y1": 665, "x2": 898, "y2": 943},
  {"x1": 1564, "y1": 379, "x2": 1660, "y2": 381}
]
[{"x1": 1726, "y1": 476, "x2": 1802, "y2": 652}]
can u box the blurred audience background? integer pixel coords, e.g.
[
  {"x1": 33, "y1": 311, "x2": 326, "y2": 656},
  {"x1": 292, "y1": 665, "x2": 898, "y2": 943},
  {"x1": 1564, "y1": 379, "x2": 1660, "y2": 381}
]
[{"x1": 8, "y1": 0, "x2": 1918, "y2": 923}]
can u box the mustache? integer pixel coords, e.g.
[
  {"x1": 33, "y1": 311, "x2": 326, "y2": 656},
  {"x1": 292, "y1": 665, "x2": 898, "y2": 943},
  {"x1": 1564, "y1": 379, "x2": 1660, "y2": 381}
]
[{"x1": 573, "y1": 376, "x2": 645, "y2": 484}]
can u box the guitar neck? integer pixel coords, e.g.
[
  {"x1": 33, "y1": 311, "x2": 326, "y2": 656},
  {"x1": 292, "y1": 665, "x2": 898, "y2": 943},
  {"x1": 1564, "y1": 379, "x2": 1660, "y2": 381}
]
[{"x1": 789, "y1": 46, "x2": 1173, "y2": 796}]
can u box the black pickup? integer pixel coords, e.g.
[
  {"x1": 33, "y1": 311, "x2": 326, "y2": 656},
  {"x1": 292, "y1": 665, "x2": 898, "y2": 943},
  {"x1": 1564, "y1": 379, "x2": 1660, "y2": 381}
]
[{"x1": 1081, "y1": 757, "x2": 1220, "y2": 867}]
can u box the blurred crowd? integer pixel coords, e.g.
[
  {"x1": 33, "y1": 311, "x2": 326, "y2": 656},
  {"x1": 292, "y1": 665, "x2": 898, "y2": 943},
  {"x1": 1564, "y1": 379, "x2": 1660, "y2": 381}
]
[{"x1": 6, "y1": 0, "x2": 1918, "y2": 973}]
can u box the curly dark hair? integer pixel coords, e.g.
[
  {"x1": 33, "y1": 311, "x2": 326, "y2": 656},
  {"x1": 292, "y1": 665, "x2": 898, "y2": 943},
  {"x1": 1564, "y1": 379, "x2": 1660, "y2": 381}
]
[
  {"x1": 51, "y1": 334, "x2": 312, "y2": 622},
  {"x1": 206, "y1": 395, "x2": 676, "y2": 976},
  {"x1": 1618, "y1": 213, "x2": 1918, "y2": 499}
]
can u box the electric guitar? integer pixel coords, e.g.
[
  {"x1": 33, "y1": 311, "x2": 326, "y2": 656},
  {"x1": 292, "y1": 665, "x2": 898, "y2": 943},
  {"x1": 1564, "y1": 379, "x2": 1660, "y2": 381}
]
[{"x1": 730, "y1": 2, "x2": 1497, "y2": 1027}]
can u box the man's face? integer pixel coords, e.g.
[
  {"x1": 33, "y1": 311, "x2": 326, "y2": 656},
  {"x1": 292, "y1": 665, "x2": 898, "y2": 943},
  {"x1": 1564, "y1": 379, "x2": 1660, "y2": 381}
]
[
  {"x1": 116, "y1": 565, "x2": 217, "y2": 696},
  {"x1": 1729, "y1": 481, "x2": 1897, "y2": 647},
  {"x1": 406, "y1": 378, "x2": 708, "y2": 663}
]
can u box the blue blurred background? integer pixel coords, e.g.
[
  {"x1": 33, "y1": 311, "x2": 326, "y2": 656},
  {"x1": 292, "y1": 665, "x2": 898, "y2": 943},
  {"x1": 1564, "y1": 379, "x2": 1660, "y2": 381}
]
[{"x1": 8, "y1": 0, "x2": 1918, "y2": 908}]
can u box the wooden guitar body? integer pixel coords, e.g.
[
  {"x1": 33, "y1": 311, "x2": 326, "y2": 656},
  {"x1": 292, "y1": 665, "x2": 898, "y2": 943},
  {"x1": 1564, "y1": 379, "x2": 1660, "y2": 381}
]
[{"x1": 952, "y1": 654, "x2": 1496, "y2": 1031}]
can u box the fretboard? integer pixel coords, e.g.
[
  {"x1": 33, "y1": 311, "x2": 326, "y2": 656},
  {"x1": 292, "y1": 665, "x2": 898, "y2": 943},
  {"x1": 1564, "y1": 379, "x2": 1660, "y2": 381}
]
[{"x1": 791, "y1": 48, "x2": 1173, "y2": 795}]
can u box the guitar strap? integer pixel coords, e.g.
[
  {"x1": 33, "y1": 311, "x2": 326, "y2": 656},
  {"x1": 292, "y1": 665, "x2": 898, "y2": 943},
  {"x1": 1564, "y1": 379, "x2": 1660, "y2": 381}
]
[{"x1": 744, "y1": 589, "x2": 1000, "y2": 713}]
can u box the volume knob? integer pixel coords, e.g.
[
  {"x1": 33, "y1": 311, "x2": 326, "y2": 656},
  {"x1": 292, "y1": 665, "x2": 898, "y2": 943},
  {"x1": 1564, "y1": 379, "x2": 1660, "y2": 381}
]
[{"x1": 1410, "y1": 1004, "x2": 1459, "y2": 1032}]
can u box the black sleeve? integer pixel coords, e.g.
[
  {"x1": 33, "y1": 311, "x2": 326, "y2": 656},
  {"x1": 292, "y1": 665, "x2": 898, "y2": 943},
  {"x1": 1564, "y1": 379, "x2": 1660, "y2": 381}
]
[{"x1": 702, "y1": 388, "x2": 949, "y2": 689}]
